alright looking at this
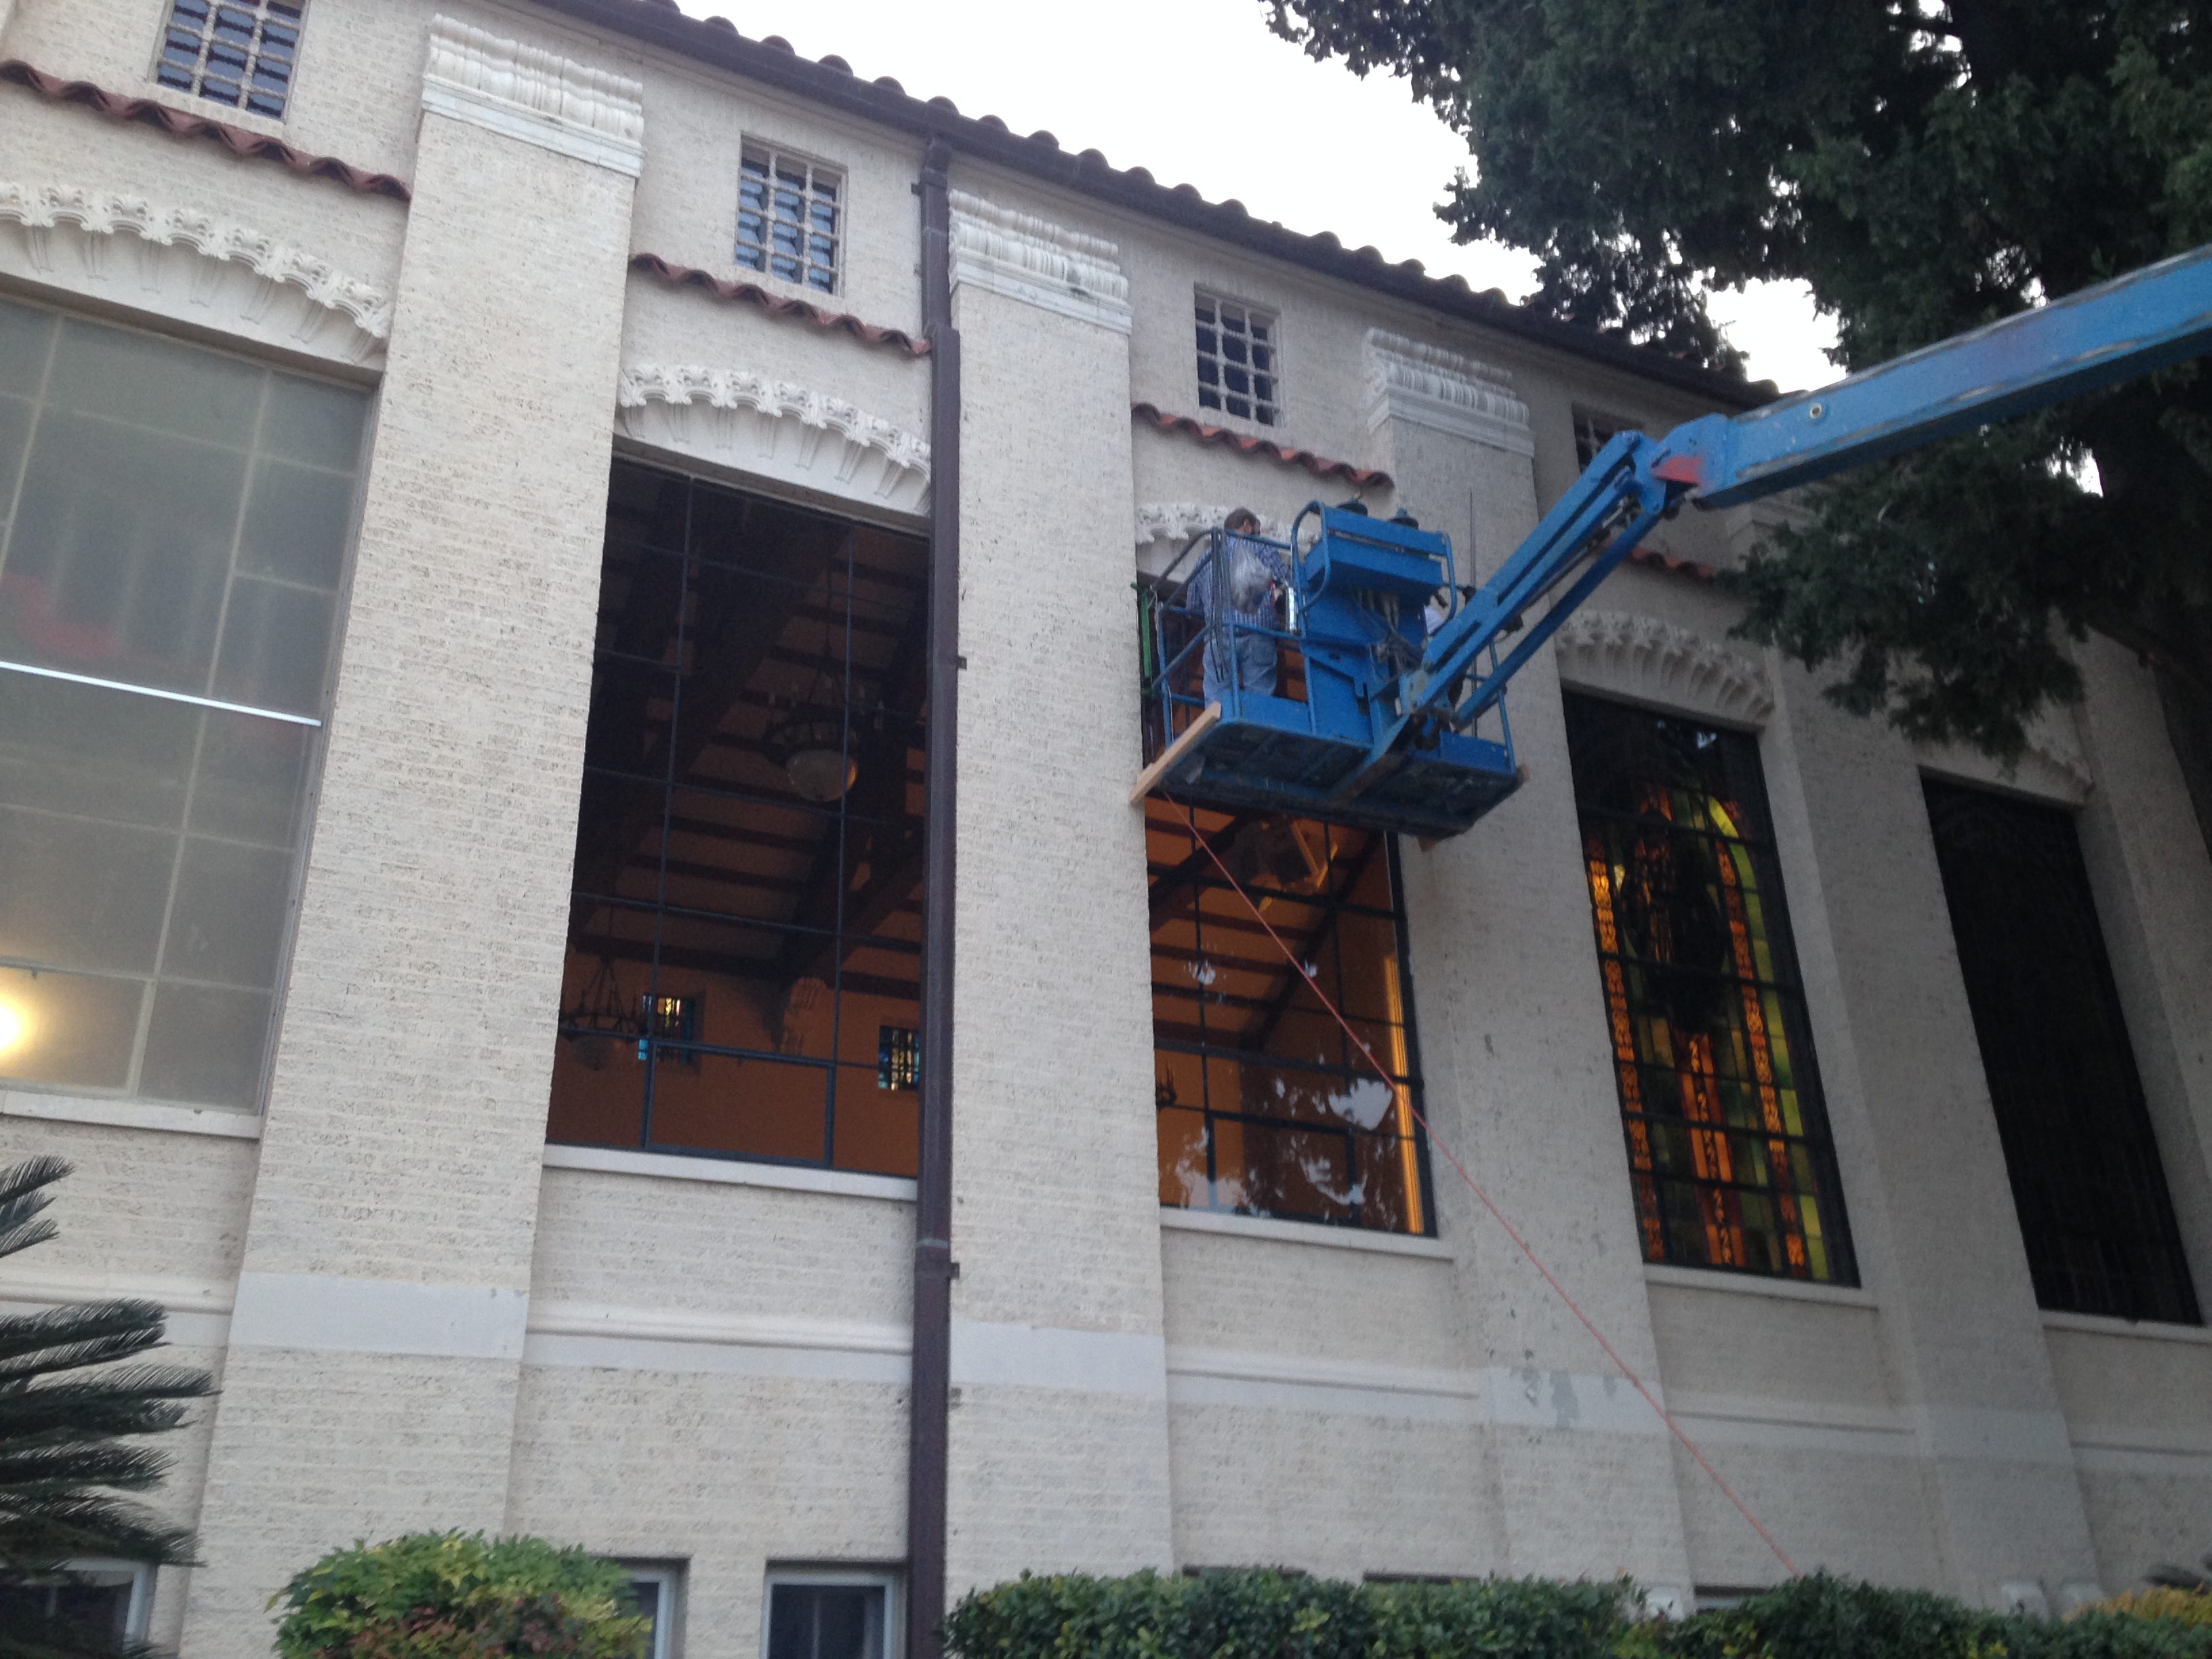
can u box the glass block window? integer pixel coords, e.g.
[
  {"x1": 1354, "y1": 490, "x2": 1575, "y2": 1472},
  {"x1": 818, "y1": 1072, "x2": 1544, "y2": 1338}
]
[
  {"x1": 546, "y1": 462, "x2": 928, "y2": 1176},
  {"x1": 1565, "y1": 693, "x2": 1856, "y2": 1284},
  {"x1": 0, "y1": 295, "x2": 367, "y2": 1111},
  {"x1": 1195, "y1": 293, "x2": 1279, "y2": 426},
  {"x1": 1148, "y1": 800, "x2": 1432, "y2": 1236},
  {"x1": 155, "y1": 0, "x2": 304, "y2": 119},
  {"x1": 1923, "y1": 780, "x2": 2200, "y2": 1324},
  {"x1": 737, "y1": 146, "x2": 842, "y2": 293}
]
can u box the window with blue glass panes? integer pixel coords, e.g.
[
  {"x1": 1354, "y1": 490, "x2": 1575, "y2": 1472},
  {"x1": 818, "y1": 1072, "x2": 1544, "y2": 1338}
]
[
  {"x1": 736, "y1": 145, "x2": 842, "y2": 294},
  {"x1": 155, "y1": 0, "x2": 302, "y2": 120}
]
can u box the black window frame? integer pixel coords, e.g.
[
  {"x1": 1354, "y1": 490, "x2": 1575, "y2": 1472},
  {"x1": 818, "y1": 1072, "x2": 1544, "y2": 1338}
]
[
  {"x1": 1565, "y1": 691, "x2": 1858, "y2": 1286},
  {"x1": 1923, "y1": 777, "x2": 2200, "y2": 1324}
]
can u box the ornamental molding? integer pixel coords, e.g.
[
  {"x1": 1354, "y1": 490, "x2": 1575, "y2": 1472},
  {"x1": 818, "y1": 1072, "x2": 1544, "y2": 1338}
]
[
  {"x1": 422, "y1": 15, "x2": 644, "y2": 176},
  {"x1": 0, "y1": 181, "x2": 390, "y2": 365},
  {"x1": 1919, "y1": 712, "x2": 2093, "y2": 804},
  {"x1": 949, "y1": 190, "x2": 1130, "y2": 333},
  {"x1": 1366, "y1": 330, "x2": 1534, "y2": 456},
  {"x1": 616, "y1": 364, "x2": 930, "y2": 517},
  {"x1": 1553, "y1": 610, "x2": 1774, "y2": 726},
  {"x1": 1134, "y1": 502, "x2": 1292, "y2": 549}
]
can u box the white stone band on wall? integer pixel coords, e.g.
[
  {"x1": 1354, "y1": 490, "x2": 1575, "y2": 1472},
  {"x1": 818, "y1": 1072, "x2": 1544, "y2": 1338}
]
[
  {"x1": 1553, "y1": 609, "x2": 1775, "y2": 726},
  {"x1": 1134, "y1": 502, "x2": 1292, "y2": 550},
  {"x1": 0, "y1": 182, "x2": 392, "y2": 366},
  {"x1": 949, "y1": 190, "x2": 1131, "y2": 333},
  {"x1": 422, "y1": 14, "x2": 645, "y2": 176},
  {"x1": 1366, "y1": 329, "x2": 1534, "y2": 456},
  {"x1": 616, "y1": 363, "x2": 933, "y2": 516}
]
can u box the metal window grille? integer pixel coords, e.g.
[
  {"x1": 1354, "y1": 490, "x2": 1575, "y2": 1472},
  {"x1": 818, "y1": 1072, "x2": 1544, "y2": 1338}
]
[
  {"x1": 1923, "y1": 779, "x2": 2200, "y2": 1324},
  {"x1": 1564, "y1": 693, "x2": 1858, "y2": 1284},
  {"x1": 0, "y1": 293, "x2": 367, "y2": 1113},
  {"x1": 1572, "y1": 408, "x2": 1634, "y2": 468},
  {"x1": 737, "y1": 146, "x2": 842, "y2": 293},
  {"x1": 1195, "y1": 294, "x2": 1279, "y2": 426},
  {"x1": 155, "y1": 0, "x2": 304, "y2": 119},
  {"x1": 547, "y1": 462, "x2": 930, "y2": 1177},
  {"x1": 1147, "y1": 800, "x2": 1434, "y2": 1237}
]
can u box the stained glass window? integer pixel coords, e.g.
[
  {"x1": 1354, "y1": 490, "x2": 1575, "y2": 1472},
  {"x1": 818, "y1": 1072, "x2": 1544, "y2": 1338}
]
[
  {"x1": 1565, "y1": 693, "x2": 1855, "y2": 1283},
  {"x1": 1923, "y1": 780, "x2": 2199, "y2": 1324},
  {"x1": 1148, "y1": 801, "x2": 1431, "y2": 1235}
]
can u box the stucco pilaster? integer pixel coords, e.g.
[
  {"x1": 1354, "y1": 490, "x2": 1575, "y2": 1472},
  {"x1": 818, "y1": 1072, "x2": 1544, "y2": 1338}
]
[{"x1": 177, "y1": 18, "x2": 641, "y2": 1652}]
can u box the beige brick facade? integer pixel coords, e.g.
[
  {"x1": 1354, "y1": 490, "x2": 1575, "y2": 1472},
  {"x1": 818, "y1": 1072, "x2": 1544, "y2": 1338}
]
[{"x1": 1, "y1": 0, "x2": 2210, "y2": 1651}]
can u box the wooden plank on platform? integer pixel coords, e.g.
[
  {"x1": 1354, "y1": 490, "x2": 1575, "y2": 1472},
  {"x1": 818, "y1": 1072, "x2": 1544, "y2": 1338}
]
[{"x1": 1130, "y1": 703, "x2": 1221, "y2": 804}]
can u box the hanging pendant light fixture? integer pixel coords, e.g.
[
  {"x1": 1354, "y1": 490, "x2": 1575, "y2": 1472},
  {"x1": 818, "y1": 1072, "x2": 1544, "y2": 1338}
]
[{"x1": 762, "y1": 706, "x2": 855, "y2": 802}]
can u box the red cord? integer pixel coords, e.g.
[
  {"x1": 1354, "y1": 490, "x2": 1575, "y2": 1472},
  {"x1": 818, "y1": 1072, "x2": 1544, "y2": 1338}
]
[{"x1": 1175, "y1": 800, "x2": 1799, "y2": 1578}]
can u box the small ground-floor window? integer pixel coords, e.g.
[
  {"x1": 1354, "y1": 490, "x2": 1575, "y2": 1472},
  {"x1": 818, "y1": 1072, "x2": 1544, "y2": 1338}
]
[
  {"x1": 622, "y1": 1562, "x2": 682, "y2": 1659},
  {"x1": 0, "y1": 1560, "x2": 150, "y2": 1646},
  {"x1": 546, "y1": 463, "x2": 928, "y2": 1176},
  {"x1": 1147, "y1": 799, "x2": 1432, "y2": 1235},
  {"x1": 764, "y1": 1568, "x2": 897, "y2": 1659}
]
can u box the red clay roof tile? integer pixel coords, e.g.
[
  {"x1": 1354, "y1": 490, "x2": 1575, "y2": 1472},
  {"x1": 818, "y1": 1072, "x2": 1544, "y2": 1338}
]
[
  {"x1": 630, "y1": 253, "x2": 930, "y2": 356},
  {"x1": 1132, "y1": 403, "x2": 1392, "y2": 488},
  {"x1": 1, "y1": 60, "x2": 411, "y2": 201}
]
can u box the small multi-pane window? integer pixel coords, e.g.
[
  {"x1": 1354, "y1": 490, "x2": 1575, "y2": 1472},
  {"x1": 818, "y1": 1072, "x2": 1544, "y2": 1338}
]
[
  {"x1": 737, "y1": 146, "x2": 842, "y2": 293},
  {"x1": 1572, "y1": 408, "x2": 1635, "y2": 468},
  {"x1": 155, "y1": 0, "x2": 304, "y2": 119},
  {"x1": 1565, "y1": 693, "x2": 1856, "y2": 1284},
  {"x1": 0, "y1": 296, "x2": 367, "y2": 1111},
  {"x1": 1195, "y1": 294, "x2": 1279, "y2": 426},
  {"x1": 1923, "y1": 780, "x2": 2200, "y2": 1324},
  {"x1": 624, "y1": 1564, "x2": 682, "y2": 1659},
  {"x1": 765, "y1": 1571, "x2": 897, "y2": 1659}
]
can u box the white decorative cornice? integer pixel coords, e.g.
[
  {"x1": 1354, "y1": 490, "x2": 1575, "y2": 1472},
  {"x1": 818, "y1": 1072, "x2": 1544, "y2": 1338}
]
[
  {"x1": 1553, "y1": 610, "x2": 1774, "y2": 726},
  {"x1": 1366, "y1": 329, "x2": 1533, "y2": 457},
  {"x1": 1134, "y1": 503, "x2": 1291, "y2": 549},
  {"x1": 422, "y1": 15, "x2": 644, "y2": 176},
  {"x1": 0, "y1": 182, "x2": 390, "y2": 366},
  {"x1": 1919, "y1": 709, "x2": 2093, "y2": 804},
  {"x1": 616, "y1": 365, "x2": 930, "y2": 516},
  {"x1": 949, "y1": 190, "x2": 1130, "y2": 333}
]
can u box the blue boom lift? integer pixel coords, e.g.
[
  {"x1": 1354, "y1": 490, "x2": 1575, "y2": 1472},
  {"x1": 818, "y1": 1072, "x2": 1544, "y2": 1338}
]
[{"x1": 1138, "y1": 243, "x2": 2212, "y2": 838}]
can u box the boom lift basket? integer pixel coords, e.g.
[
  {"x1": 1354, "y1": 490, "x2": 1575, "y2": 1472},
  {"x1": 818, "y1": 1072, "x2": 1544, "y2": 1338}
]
[{"x1": 1136, "y1": 505, "x2": 1521, "y2": 838}]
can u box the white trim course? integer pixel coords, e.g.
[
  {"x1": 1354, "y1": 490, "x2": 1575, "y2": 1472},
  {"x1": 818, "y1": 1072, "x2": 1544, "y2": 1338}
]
[
  {"x1": 949, "y1": 1319, "x2": 1168, "y2": 1397},
  {"x1": 422, "y1": 15, "x2": 645, "y2": 176},
  {"x1": 228, "y1": 1272, "x2": 529, "y2": 1361},
  {"x1": 1553, "y1": 609, "x2": 1775, "y2": 726},
  {"x1": 615, "y1": 364, "x2": 931, "y2": 516},
  {"x1": 0, "y1": 182, "x2": 392, "y2": 366},
  {"x1": 1366, "y1": 329, "x2": 1534, "y2": 456},
  {"x1": 949, "y1": 190, "x2": 1130, "y2": 331}
]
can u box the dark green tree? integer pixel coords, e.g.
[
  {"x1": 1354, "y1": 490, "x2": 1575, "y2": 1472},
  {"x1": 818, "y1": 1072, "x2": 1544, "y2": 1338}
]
[
  {"x1": 1266, "y1": 0, "x2": 2212, "y2": 847},
  {"x1": 0, "y1": 1158, "x2": 213, "y2": 1658}
]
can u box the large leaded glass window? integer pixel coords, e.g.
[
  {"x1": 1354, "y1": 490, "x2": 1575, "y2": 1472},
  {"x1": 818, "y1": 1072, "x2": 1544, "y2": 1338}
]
[
  {"x1": 1148, "y1": 800, "x2": 1431, "y2": 1235},
  {"x1": 0, "y1": 295, "x2": 365, "y2": 1110},
  {"x1": 1923, "y1": 780, "x2": 2199, "y2": 1324},
  {"x1": 545, "y1": 462, "x2": 926, "y2": 1176},
  {"x1": 1565, "y1": 694, "x2": 1855, "y2": 1283}
]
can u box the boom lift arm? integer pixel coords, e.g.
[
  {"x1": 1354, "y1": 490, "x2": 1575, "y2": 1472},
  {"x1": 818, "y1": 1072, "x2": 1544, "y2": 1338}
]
[{"x1": 1141, "y1": 241, "x2": 2212, "y2": 837}]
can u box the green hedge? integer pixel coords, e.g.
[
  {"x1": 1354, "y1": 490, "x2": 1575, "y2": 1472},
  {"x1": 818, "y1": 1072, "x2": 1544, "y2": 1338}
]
[
  {"x1": 269, "y1": 1532, "x2": 650, "y2": 1658},
  {"x1": 944, "y1": 1569, "x2": 2212, "y2": 1659}
]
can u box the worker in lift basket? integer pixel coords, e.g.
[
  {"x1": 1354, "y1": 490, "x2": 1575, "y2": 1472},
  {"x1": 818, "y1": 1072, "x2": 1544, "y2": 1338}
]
[{"x1": 1198, "y1": 506, "x2": 1291, "y2": 707}]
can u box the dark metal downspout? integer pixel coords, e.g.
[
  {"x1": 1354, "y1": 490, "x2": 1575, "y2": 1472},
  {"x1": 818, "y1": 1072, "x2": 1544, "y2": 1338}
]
[{"x1": 907, "y1": 133, "x2": 958, "y2": 1659}]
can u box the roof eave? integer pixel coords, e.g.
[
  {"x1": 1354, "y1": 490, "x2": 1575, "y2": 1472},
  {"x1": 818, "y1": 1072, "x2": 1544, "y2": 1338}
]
[{"x1": 524, "y1": 0, "x2": 1774, "y2": 412}]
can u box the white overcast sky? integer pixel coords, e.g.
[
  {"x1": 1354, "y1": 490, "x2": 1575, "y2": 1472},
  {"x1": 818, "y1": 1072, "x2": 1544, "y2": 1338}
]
[{"x1": 671, "y1": 0, "x2": 1841, "y2": 392}]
